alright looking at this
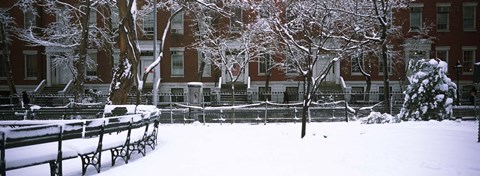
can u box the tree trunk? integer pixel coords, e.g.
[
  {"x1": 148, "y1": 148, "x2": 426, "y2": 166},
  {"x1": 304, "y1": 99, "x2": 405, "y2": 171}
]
[
  {"x1": 74, "y1": 0, "x2": 91, "y2": 103},
  {"x1": 381, "y1": 38, "x2": 390, "y2": 113},
  {"x1": 264, "y1": 68, "x2": 270, "y2": 101},
  {"x1": 364, "y1": 75, "x2": 371, "y2": 101},
  {"x1": 109, "y1": 0, "x2": 140, "y2": 105},
  {"x1": 0, "y1": 20, "x2": 17, "y2": 101},
  {"x1": 301, "y1": 74, "x2": 311, "y2": 138}
]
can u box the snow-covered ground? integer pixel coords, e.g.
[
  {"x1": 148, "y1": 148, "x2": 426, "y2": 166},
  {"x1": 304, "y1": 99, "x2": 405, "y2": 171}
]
[{"x1": 8, "y1": 120, "x2": 480, "y2": 176}]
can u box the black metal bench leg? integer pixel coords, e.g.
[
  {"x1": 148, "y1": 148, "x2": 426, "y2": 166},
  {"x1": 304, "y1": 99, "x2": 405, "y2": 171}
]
[
  {"x1": 80, "y1": 151, "x2": 101, "y2": 175},
  {"x1": 49, "y1": 160, "x2": 61, "y2": 176}
]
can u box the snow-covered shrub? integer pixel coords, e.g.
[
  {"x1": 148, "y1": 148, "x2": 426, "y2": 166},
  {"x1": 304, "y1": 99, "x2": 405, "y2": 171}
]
[
  {"x1": 399, "y1": 59, "x2": 456, "y2": 121},
  {"x1": 360, "y1": 111, "x2": 401, "y2": 124}
]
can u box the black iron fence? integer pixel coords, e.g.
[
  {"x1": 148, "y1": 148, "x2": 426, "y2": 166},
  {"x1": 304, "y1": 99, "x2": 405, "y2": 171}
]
[{"x1": 1, "y1": 90, "x2": 477, "y2": 107}]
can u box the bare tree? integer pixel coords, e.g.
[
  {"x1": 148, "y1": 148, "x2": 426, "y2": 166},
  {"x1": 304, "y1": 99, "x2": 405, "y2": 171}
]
[
  {"x1": 18, "y1": 0, "x2": 108, "y2": 102},
  {"x1": 0, "y1": 8, "x2": 17, "y2": 102},
  {"x1": 271, "y1": 0, "x2": 369, "y2": 138}
]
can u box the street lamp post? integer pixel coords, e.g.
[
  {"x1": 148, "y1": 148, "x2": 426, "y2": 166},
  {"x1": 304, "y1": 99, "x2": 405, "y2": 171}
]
[{"x1": 453, "y1": 61, "x2": 462, "y2": 105}]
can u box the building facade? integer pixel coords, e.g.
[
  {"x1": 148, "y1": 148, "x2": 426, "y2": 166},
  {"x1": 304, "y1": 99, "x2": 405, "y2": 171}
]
[{"x1": 0, "y1": 0, "x2": 478, "y2": 104}]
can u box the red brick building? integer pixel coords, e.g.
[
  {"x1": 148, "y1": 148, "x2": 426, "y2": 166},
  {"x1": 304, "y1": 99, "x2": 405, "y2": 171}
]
[{"x1": 1, "y1": 0, "x2": 478, "y2": 104}]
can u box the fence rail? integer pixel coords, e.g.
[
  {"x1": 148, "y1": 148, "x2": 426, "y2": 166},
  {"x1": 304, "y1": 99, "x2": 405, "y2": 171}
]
[{"x1": 1, "y1": 90, "x2": 477, "y2": 107}]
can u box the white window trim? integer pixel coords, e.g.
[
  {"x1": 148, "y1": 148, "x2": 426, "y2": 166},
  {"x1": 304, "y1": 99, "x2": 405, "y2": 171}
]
[
  {"x1": 463, "y1": 2, "x2": 478, "y2": 32},
  {"x1": 461, "y1": 46, "x2": 477, "y2": 75},
  {"x1": 351, "y1": 56, "x2": 363, "y2": 76},
  {"x1": 24, "y1": 10, "x2": 35, "y2": 29},
  {"x1": 258, "y1": 54, "x2": 271, "y2": 76},
  {"x1": 24, "y1": 50, "x2": 38, "y2": 80},
  {"x1": 409, "y1": 4, "x2": 423, "y2": 32},
  {"x1": 198, "y1": 50, "x2": 211, "y2": 77},
  {"x1": 171, "y1": 8, "x2": 184, "y2": 35},
  {"x1": 436, "y1": 3, "x2": 450, "y2": 32},
  {"x1": 379, "y1": 46, "x2": 394, "y2": 76},
  {"x1": 171, "y1": 47, "x2": 185, "y2": 77},
  {"x1": 435, "y1": 46, "x2": 450, "y2": 74},
  {"x1": 86, "y1": 50, "x2": 98, "y2": 78}
]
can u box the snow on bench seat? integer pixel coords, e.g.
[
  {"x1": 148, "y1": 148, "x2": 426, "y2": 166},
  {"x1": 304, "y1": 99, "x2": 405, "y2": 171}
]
[{"x1": 5, "y1": 142, "x2": 77, "y2": 170}]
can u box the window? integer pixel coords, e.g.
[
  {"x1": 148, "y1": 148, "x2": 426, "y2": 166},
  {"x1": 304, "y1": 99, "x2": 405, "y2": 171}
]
[
  {"x1": 24, "y1": 9, "x2": 35, "y2": 29},
  {"x1": 171, "y1": 49, "x2": 184, "y2": 77},
  {"x1": 259, "y1": 54, "x2": 271, "y2": 75},
  {"x1": 89, "y1": 10, "x2": 96, "y2": 26},
  {"x1": 230, "y1": 6, "x2": 242, "y2": 32},
  {"x1": 351, "y1": 87, "x2": 365, "y2": 102},
  {"x1": 110, "y1": 7, "x2": 119, "y2": 30},
  {"x1": 143, "y1": 12, "x2": 155, "y2": 35},
  {"x1": 203, "y1": 88, "x2": 211, "y2": 102},
  {"x1": 285, "y1": 51, "x2": 298, "y2": 75},
  {"x1": 171, "y1": 88, "x2": 184, "y2": 102},
  {"x1": 24, "y1": 51, "x2": 38, "y2": 79},
  {"x1": 198, "y1": 51, "x2": 211, "y2": 77},
  {"x1": 258, "y1": 5, "x2": 269, "y2": 19},
  {"x1": 435, "y1": 47, "x2": 449, "y2": 74},
  {"x1": 259, "y1": 87, "x2": 271, "y2": 101},
  {"x1": 351, "y1": 55, "x2": 363, "y2": 75},
  {"x1": 86, "y1": 52, "x2": 97, "y2": 77},
  {"x1": 409, "y1": 4, "x2": 423, "y2": 31},
  {"x1": 285, "y1": 87, "x2": 298, "y2": 101},
  {"x1": 171, "y1": 7, "x2": 184, "y2": 34},
  {"x1": 462, "y1": 47, "x2": 476, "y2": 74},
  {"x1": 436, "y1": 4, "x2": 450, "y2": 31},
  {"x1": 379, "y1": 87, "x2": 392, "y2": 102},
  {"x1": 463, "y1": 3, "x2": 477, "y2": 31}
]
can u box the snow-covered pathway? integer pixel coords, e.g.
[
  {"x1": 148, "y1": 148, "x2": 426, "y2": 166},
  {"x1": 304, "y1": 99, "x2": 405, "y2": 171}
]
[{"x1": 9, "y1": 121, "x2": 480, "y2": 176}]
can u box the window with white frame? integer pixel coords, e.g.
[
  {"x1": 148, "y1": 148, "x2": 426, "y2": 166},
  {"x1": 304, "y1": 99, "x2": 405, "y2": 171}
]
[
  {"x1": 89, "y1": 10, "x2": 96, "y2": 26},
  {"x1": 171, "y1": 49, "x2": 184, "y2": 77},
  {"x1": 285, "y1": 51, "x2": 298, "y2": 75},
  {"x1": 110, "y1": 7, "x2": 119, "y2": 30},
  {"x1": 436, "y1": 4, "x2": 450, "y2": 31},
  {"x1": 198, "y1": 51, "x2": 211, "y2": 77},
  {"x1": 230, "y1": 6, "x2": 242, "y2": 32},
  {"x1": 259, "y1": 54, "x2": 271, "y2": 75},
  {"x1": 24, "y1": 9, "x2": 35, "y2": 29},
  {"x1": 351, "y1": 55, "x2": 362, "y2": 75},
  {"x1": 409, "y1": 4, "x2": 423, "y2": 31},
  {"x1": 24, "y1": 51, "x2": 38, "y2": 79},
  {"x1": 435, "y1": 46, "x2": 449, "y2": 74},
  {"x1": 462, "y1": 47, "x2": 476, "y2": 74},
  {"x1": 86, "y1": 52, "x2": 97, "y2": 77},
  {"x1": 463, "y1": 3, "x2": 477, "y2": 31},
  {"x1": 143, "y1": 12, "x2": 154, "y2": 35},
  {"x1": 171, "y1": 7, "x2": 184, "y2": 35}
]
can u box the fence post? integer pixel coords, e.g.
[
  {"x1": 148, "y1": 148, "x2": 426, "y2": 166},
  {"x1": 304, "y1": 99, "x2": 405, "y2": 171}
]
[
  {"x1": 264, "y1": 101, "x2": 268, "y2": 125},
  {"x1": 344, "y1": 100, "x2": 349, "y2": 122}
]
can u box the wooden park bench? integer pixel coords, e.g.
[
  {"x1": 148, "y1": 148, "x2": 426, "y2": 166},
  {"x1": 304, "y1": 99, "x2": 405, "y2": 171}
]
[
  {"x1": 0, "y1": 105, "x2": 160, "y2": 176},
  {"x1": 452, "y1": 106, "x2": 479, "y2": 120},
  {"x1": 0, "y1": 121, "x2": 84, "y2": 176},
  {"x1": 64, "y1": 112, "x2": 160, "y2": 175},
  {"x1": 30, "y1": 107, "x2": 104, "y2": 120}
]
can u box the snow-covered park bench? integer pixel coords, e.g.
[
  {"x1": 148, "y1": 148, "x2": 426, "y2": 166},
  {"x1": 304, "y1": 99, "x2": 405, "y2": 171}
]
[
  {"x1": 65, "y1": 113, "x2": 160, "y2": 175},
  {"x1": 0, "y1": 121, "x2": 84, "y2": 176},
  {"x1": 0, "y1": 108, "x2": 29, "y2": 120},
  {"x1": 452, "y1": 106, "x2": 479, "y2": 120},
  {"x1": 29, "y1": 107, "x2": 104, "y2": 120},
  {"x1": 0, "y1": 105, "x2": 160, "y2": 176}
]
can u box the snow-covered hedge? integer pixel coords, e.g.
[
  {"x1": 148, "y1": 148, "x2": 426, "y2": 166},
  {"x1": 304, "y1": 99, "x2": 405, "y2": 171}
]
[
  {"x1": 399, "y1": 59, "x2": 456, "y2": 121},
  {"x1": 360, "y1": 112, "x2": 401, "y2": 124}
]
